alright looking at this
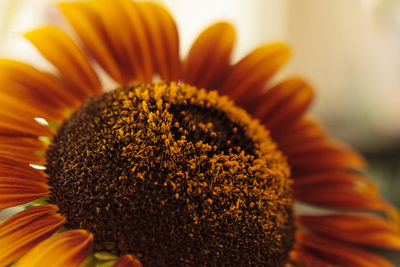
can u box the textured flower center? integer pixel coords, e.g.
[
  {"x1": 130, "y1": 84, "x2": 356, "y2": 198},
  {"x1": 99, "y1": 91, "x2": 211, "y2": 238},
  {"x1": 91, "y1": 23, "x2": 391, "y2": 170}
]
[{"x1": 46, "y1": 82, "x2": 294, "y2": 266}]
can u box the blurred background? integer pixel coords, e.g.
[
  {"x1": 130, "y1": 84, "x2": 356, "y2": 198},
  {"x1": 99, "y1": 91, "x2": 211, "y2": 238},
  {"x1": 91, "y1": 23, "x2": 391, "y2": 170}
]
[{"x1": 1, "y1": 0, "x2": 400, "y2": 205}]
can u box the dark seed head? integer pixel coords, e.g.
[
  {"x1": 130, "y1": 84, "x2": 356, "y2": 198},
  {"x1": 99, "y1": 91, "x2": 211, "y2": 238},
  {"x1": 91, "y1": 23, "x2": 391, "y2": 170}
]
[{"x1": 46, "y1": 82, "x2": 294, "y2": 266}]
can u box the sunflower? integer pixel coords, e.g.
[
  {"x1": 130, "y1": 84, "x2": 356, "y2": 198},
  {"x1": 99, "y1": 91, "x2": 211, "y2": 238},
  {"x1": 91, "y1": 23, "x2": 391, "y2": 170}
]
[{"x1": 0, "y1": 0, "x2": 400, "y2": 266}]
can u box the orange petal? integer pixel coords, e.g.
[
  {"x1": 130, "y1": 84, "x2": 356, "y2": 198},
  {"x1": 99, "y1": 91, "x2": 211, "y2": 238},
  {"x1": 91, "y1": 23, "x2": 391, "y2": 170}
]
[
  {"x1": 253, "y1": 77, "x2": 314, "y2": 134},
  {"x1": 297, "y1": 214, "x2": 400, "y2": 249},
  {"x1": 136, "y1": 2, "x2": 180, "y2": 82},
  {"x1": 113, "y1": 254, "x2": 143, "y2": 267},
  {"x1": 0, "y1": 112, "x2": 53, "y2": 137},
  {"x1": 0, "y1": 205, "x2": 65, "y2": 266},
  {"x1": 287, "y1": 140, "x2": 366, "y2": 175},
  {"x1": 297, "y1": 197, "x2": 394, "y2": 214},
  {"x1": 183, "y1": 22, "x2": 235, "y2": 90},
  {"x1": 283, "y1": 139, "x2": 358, "y2": 159},
  {"x1": 293, "y1": 171, "x2": 379, "y2": 198},
  {"x1": 290, "y1": 244, "x2": 339, "y2": 267},
  {"x1": 273, "y1": 116, "x2": 326, "y2": 148},
  {"x1": 0, "y1": 162, "x2": 47, "y2": 182},
  {"x1": 0, "y1": 149, "x2": 46, "y2": 165},
  {"x1": 293, "y1": 175, "x2": 393, "y2": 212},
  {"x1": 297, "y1": 231, "x2": 395, "y2": 267},
  {"x1": 58, "y1": 1, "x2": 126, "y2": 84},
  {"x1": 94, "y1": 0, "x2": 136, "y2": 82},
  {"x1": 95, "y1": 0, "x2": 151, "y2": 83},
  {"x1": 0, "y1": 59, "x2": 81, "y2": 110},
  {"x1": 0, "y1": 91, "x2": 66, "y2": 122},
  {"x1": 16, "y1": 230, "x2": 93, "y2": 267},
  {"x1": 0, "y1": 137, "x2": 47, "y2": 152},
  {"x1": 219, "y1": 43, "x2": 290, "y2": 103},
  {"x1": 25, "y1": 26, "x2": 101, "y2": 96},
  {"x1": 0, "y1": 176, "x2": 49, "y2": 209}
]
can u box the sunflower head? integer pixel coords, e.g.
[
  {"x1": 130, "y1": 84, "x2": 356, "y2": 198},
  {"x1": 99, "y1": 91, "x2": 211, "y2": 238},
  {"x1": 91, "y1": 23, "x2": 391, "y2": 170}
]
[{"x1": 46, "y1": 82, "x2": 294, "y2": 265}]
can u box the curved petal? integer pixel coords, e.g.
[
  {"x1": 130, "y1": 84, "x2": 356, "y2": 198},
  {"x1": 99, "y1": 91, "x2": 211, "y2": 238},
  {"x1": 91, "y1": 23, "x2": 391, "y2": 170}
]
[
  {"x1": 183, "y1": 22, "x2": 235, "y2": 90},
  {"x1": 252, "y1": 77, "x2": 314, "y2": 133},
  {"x1": 0, "y1": 59, "x2": 81, "y2": 111},
  {"x1": 25, "y1": 26, "x2": 102, "y2": 96},
  {"x1": 58, "y1": 1, "x2": 126, "y2": 84},
  {"x1": 16, "y1": 230, "x2": 93, "y2": 267},
  {"x1": 136, "y1": 2, "x2": 180, "y2": 81},
  {"x1": 297, "y1": 232, "x2": 395, "y2": 267},
  {"x1": 113, "y1": 254, "x2": 143, "y2": 267},
  {"x1": 0, "y1": 205, "x2": 65, "y2": 267},
  {"x1": 219, "y1": 43, "x2": 290, "y2": 103},
  {"x1": 0, "y1": 95, "x2": 64, "y2": 123},
  {"x1": 297, "y1": 215, "x2": 400, "y2": 249}
]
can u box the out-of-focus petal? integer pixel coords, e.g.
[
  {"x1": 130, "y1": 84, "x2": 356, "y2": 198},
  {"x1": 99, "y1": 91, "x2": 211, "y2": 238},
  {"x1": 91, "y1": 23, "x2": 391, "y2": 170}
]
[
  {"x1": 297, "y1": 214, "x2": 400, "y2": 249},
  {"x1": 136, "y1": 2, "x2": 180, "y2": 81},
  {"x1": 252, "y1": 77, "x2": 314, "y2": 133},
  {"x1": 273, "y1": 116, "x2": 327, "y2": 148},
  {"x1": 112, "y1": 254, "x2": 143, "y2": 267},
  {"x1": 219, "y1": 43, "x2": 290, "y2": 103},
  {"x1": 95, "y1": 0, "x2": 152, "y2": 83},
  {"x1": 0, "y1": 205, "x2": 65, "y2": 266},
  {"x1": 0, "y1": 59, "x2": 82, "y2": 110},
  {"x1": 297, "y1": 231, "x2": 395, "y2": 267},
  {"x1": 25, "y1": 26, "x2": 102, "y2": 96},
  {"x1": 58, "y1": 1, "x2": 126, "y2": 84},
  {"x1": 287, "y1": 140, "x2": 366, "y2": 175},
  {"x1": 16, "y1": 230, "x2": 93, "y2": 267},
  {"x1": 290, "y1": 244, "x2": 339, "y2": 267},
  {"x1": 183, "y1": 22, "x2": 235, "y2": 90}
]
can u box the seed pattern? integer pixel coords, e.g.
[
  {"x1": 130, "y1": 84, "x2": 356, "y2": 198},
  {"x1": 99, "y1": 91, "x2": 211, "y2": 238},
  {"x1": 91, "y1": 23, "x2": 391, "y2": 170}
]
[{"x1": 46, "y1": 82, "x2": 294, "y2": 266}]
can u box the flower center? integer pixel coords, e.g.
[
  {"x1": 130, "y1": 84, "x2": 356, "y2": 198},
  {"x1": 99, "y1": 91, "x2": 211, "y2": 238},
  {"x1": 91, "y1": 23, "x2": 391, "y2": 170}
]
[{"x1": 46, "y1": 82, "x2": 294, "y2": 266}]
